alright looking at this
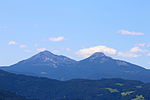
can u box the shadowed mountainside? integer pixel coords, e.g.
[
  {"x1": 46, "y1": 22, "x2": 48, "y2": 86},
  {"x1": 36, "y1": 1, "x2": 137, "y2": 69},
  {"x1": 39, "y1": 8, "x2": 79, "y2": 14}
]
[
  {"x1": 0, "y1": 88, "x2": 37, "y2": 100},
  {"x1": 0, "y1": 69, "x2": 150, "y2": 100}
]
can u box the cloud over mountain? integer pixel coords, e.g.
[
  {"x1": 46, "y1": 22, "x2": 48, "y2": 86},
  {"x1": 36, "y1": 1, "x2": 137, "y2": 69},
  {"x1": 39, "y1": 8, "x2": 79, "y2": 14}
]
[
  {"x1": 118, "y1": 51, "x2": 140, "y2": 58},
  {"x1": 76, "y1": 45, "x2": 117, "y2": 57},
  {"x1": 130, "y1": 46, "x2": 145, "y2": 53},
  {"x1": 36, "y1": 48, "x2": 46, "y2": 52}
]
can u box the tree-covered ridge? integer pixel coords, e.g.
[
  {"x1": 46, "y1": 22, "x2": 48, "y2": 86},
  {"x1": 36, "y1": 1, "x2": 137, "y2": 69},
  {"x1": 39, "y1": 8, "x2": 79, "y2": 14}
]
[
  {"x1": 0, "y1": 88, "x2": 37, "y2": 100},
  {"x1": 0, "y1": 69, "x2": 150, "y2": 100}
]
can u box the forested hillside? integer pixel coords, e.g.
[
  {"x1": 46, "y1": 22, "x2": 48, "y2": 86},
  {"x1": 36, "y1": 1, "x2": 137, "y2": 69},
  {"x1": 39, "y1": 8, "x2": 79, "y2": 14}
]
[
  {"x1": 0, "y1": 88, "x2": 37, "y2": 100},
  {"x1": 0, "y1": 69, "x2": 149, "y2": 100}
]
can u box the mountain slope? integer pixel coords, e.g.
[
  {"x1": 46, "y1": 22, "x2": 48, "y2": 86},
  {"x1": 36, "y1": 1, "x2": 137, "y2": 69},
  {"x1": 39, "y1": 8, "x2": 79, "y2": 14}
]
[
  {"x1": 0, "y1": 69, "x2": 150, "y2": 100},
  {"x1": 17, "y1": 50, "x2": 76, "y2": 66},
  {"x1": 70, "y1": 52, "x2": 150, "y2": 82},
  {"x1": 0, "y1": 69, "x2": 60, "y2": 100},
  {"x1": 1, "y1": 51, "x2": 77, "y2": 80},
  {"x1": 0, "y1": 88, "x2": 37, "y2": 100},
  {"x1": 1, "y1": 51, "x2": 150, "y2": 82}
]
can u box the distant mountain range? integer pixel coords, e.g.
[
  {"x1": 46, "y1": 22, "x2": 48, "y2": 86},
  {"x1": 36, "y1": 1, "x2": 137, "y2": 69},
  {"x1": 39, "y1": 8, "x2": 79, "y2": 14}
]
[
  {"x1": 0, "y1": 69, "x2": 150, "y2": 100},
  {"x1": 1, "y1": 50, "x2": 150, "y2": 82}
]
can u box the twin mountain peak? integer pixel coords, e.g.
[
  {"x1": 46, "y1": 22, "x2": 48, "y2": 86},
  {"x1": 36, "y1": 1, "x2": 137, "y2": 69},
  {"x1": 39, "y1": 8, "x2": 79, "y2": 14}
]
[
  {"x1": 2, "y1": 50, "x2": 149, "y2": 82},
  {"x1": 19, "y1": 50, "x2": 110, "y2": 65},
  {"x1": 32, "y1": 51, "x2": 108, "y2": 61}
]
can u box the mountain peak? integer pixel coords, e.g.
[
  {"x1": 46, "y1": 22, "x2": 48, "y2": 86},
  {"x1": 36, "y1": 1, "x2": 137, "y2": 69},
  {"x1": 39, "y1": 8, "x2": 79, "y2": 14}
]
[
  {"x1": 85, "y1": 52, "x2": 111, "y2": 62},
  {"x1": 39, "y1": 50, "x2": 54, "y2": 55},
  {"x1": 91, "y1": 52, "x2": 106, "y2": 57},
  {"x1": 88, "y1": 52, "x2": 106, "y2": 59},
  {"x1": 17, "y1": 50, "x2": 76, "y2": 66},
  {"x1": 31, "y1": 50, "x2": 56, "y2": 60}
]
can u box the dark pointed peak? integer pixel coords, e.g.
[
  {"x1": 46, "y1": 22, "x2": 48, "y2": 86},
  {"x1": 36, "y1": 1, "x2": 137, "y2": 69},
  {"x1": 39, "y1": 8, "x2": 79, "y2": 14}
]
[
  {"x1": 91, "y1": 52, "x2": 106, "y2": 57},
  {"x1": 88, "y1": 52, "x2": 106, "y2": 60},
  {"x1": 38, "y1": 50, "x2": 54, "y2": 56},
  {"x1": 29, "y1": 50, "x2": 56, "y2": 60},
  {"x1": 85, "y1": 52, "x2": 112, "y2": 62}
]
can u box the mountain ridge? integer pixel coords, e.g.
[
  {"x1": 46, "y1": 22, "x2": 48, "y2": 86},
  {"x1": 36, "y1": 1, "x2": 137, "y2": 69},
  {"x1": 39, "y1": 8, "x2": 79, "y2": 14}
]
[
  {"x1": 15, "y1": 50, "x2": 77, "y2": 66},
  {"x1": 1, "y1": 50, "x2": 150, "y2": 82}
]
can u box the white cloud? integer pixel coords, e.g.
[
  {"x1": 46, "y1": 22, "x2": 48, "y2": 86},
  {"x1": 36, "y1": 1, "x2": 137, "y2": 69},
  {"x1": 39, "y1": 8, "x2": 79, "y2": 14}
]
[
  {"x1": 8, "y1": 41, "x2": 16, "y2": 45},
  {"x1": 49, "y1": 36, "x2": 64, "y2": 42},
  {"x1": 36, "y1": 48, "x2": 46, "y2": 52},
  {"x1": 136, "y1": 43, "x2": 150, "y2": 47},
  {"x1": 76, "y1": 46, "x2": 117, "y2": 57},
  {"x1": 117, "y1": 46, "x2": 145, "y2": 58},
  {"x1": 147, "y1": 53, "x2": 150, "y2": 56},
  {"x1": 117, "y1": 30, "x2": 144, "y2": 35},
  {"x1": 19, "y1": 45, "x2": 27, "y2": 48},
  {"x1": 136, "y1": 43, "x2": 146, "y2": 47},
  {"x1": 52, "y1": 49, "x2": 59, "y2": 54},
  {"x1": 24, "y1": 49, "x2": 33, "y2": 53},
  {"x1": 130, "y1": 46, "x2": 145, "y2": 53},
  {"x1": 66, "y1": 48, "x2": 71, "y2": 52},
  {"x1": 118, "y1": 52, "x2": 140, "y2": 58}
]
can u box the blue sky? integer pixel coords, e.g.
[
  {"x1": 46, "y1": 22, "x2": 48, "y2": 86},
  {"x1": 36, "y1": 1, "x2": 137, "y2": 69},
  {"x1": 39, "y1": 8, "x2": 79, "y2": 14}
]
[{"x1": 0, "y1": 0, "x2": 150, "y2": 68}]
